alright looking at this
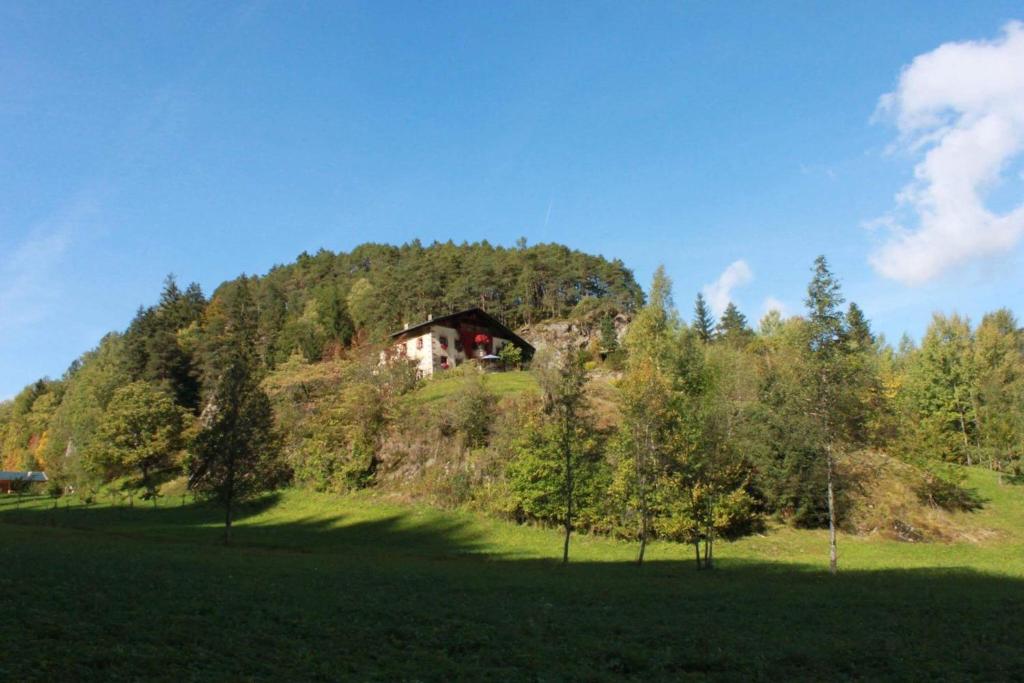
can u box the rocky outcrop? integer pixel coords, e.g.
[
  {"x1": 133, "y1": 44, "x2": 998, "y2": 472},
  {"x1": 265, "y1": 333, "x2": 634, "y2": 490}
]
[{"x1": 518, "y1": 314, "x2": 629, "y2": 355}]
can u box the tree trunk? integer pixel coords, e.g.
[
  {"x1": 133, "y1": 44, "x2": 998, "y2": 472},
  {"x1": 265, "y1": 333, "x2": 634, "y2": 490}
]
[
  {"x1": 694, "y1": 541, "x2": 702, "y2": 570},
  {"x1": 636, "y1": 436, "x2": 649, "y2": 566},
  {"x1": 637, "y1": 512, "x2": 648, "y2": 565},
  {"x1": 223, "y1": 458, "x2": 235, "y2": 546},
  {"x1": 142, "y1": 466, "x2": 158, "y2": 508},
  {"x1": 954, "y1": 386, "x2": 972, "y2": 465},
  {"x1": 958, "y1": 408, "x2": 972, "y2": 466},
  {"x1": 224, "y1": 498, "x2": 233, "y2": 545},
  {"x1": 705, "y1": 496, "x2": 714, "y2": 570},
  {"x1": 827, "y1": 446, "x2": 838, "y2": 575},
  {"x1": 562, "y1": 418, "x2": 573, "y2": 564}
]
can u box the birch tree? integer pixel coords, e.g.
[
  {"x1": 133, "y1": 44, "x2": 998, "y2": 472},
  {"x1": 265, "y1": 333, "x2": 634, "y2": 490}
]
[
  {"x1": 534, "y1": 347, "x2": 590, "y2": 563},
  {"x1": 804, "y1": 255, "x2": 853, "y2": 575}
]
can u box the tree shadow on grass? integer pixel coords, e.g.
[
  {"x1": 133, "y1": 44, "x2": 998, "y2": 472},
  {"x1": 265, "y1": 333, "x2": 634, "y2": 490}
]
[
  {"x1": 0, "y1": 491, "x2": 489, "y2": 558},
  {"x1": 1, "y1": 494, "x2": 1022, "y2": 681}
]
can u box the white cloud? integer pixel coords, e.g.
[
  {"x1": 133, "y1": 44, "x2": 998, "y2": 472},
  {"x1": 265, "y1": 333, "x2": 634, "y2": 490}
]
[
  {"x1": 702, "y1": 260, "x2": 753, "y2": 316},
  {"x1": 870, "y1": 21, "x2": 1024, "y2": 285},
  {"x1": 0, "y1": 230, "x2": 71, "y2": 329},
  {"x1": 0, "y1": 193, "x2": 97, "y2": 330},
  {"x1": 761, "y1": 296, "x2": 787, "y2": 317}
]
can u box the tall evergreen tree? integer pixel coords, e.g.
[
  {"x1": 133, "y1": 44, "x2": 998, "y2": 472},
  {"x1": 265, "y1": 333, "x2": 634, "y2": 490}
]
[
  {"x1": 845, "y1": 302, "x2": 874, "y2": 351},
  {"x1": 716, "y1": 302, "x2": 752, "y2": 347},
  {"x1": 693, "y1": 293, "x2": 715, "y2": 344},
  {"x1": 190, "y1": 353, "x2": 286, "y2": 544},
  {"x1": 804, "y1": 255, "x2": 849, "y2": 574}
]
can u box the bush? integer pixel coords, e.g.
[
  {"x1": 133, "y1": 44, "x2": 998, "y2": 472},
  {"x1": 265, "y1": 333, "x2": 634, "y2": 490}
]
[
  {"x1": 915, "y1": 473, "x2": 984, "y2": 512},
  {"x1": 452, "y1": 374, "x2": 498, "y2": 450}
]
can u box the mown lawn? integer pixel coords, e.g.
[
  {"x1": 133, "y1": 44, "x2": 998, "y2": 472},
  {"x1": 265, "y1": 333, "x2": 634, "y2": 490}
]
[
  {"x1": 411, "y1": 369, "x2": 539, "y2": 405},
  {"x1": 1, "y1": 468, "x2": 1022, "y2": 681}
]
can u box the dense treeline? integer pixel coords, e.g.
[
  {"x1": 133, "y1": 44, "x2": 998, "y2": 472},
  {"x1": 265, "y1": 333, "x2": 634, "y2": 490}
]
[
  {"x1": 236, "y1": 239, "x2": 642, "y2": 366},
  {"x1": 254, "y1": 256, "x2": 1023, "y2": 567},
  {"x1": 2, "y1": 246, "x2": 1022, "y2": 557},
  {"x1": 0, "y1": 241, "x2": 641, "y2": 494}
]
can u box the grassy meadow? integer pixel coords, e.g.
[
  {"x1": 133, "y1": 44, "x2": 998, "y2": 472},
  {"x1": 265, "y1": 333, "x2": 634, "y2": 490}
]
[
  {"x1": 409, "y1": 368, "x2": 540, "y2": 404},
  {"x1": 2, "y1": 467, "x2": 1023, "y2": 681}
]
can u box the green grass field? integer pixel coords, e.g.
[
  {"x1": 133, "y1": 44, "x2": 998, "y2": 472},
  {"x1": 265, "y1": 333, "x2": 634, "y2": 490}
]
[
  {"x1": 410, "y1": 369, "x2": 539, "y2": 405},
  {"x1": 2, "y1": 467, "x2": 1022, "y2": 681}
]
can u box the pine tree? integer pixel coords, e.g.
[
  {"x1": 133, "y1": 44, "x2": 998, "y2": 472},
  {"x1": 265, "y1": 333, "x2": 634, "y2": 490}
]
[
  {"x1": 600, "y1": 315, "x2": 619, "y2": 354},
  {"x1": 845, "y1": 302, "x2": 873, "y2": 351},
  {"x1": 190, "y1": 353, "x2": 286, "y2": 544},
  {"x1": 693, "y1": 293, "x2": 715, "y2": 343},
  {"x1": 716, "y1": 302, "x2": 752, "y2": 347}
]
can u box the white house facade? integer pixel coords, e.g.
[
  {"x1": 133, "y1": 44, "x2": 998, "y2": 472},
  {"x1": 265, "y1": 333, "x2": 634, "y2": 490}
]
[{"x1": 384, "y1": 308, "x2": 534, "y2": 377}]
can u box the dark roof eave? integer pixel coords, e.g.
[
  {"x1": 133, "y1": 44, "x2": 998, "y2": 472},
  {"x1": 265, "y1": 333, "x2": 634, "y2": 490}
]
[{"x1": 389, "y1": 307, "x2": 535, "y2": 352}]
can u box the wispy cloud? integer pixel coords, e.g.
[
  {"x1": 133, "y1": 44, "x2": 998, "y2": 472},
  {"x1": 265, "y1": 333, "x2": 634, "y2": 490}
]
[
  {"x1": 761, "y1": 296, "x2": 787, "y2": 317},
  {"x1": 0, "y1": 193, "x2": 98, "y2": 329},
  {"x1": 702, "y1": 260, "x2": 753, "y2": 317},
  {"x1": 870, "y1": 20, "x2": 1024, "y2": 285},
  {"x1": 799, "y1": 163, "x2": 837, "y2": 180}
]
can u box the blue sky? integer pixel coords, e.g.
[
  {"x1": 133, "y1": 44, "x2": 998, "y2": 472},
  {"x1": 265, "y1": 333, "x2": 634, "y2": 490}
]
[{"x1": 2, "y1": 2, "x2": 1023, "y2": 398}]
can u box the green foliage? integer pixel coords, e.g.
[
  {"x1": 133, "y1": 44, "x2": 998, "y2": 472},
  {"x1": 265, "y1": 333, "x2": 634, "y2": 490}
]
[
  {"x1": 716, "y1": 302, "x2": 752, "y2": 348},
  {"x1": 506, "y1": 417, "x2": 609, "y2": 529},
  {"x1": 497, "y1": 342, "x2": 523, "y2": 369},
  {"x1": 190, "y1": 354, "x2": 287, "y2": 538},
  {"x1": 264, "y1": 354, "x2": 421, "y2": 493},
  {"x1": 122, "y1": 276, "x2": 205, "y2": 411},
  {"x1": 3, "y1": 247, "x2": 1022, "y2": 560},
  {"x1": 899, "y1": 313, "x2": 979, "y2": 464},
  {"x1": 599, "y1": 314, "x2": 619, "y2": 353},
  {"x1": 90, "y1": 381, "x2": 185, "y2": 499},
  {"x1": 693, "y1": 292, "x2": 715, "y2": 343},
  {"x1": 452, "y1": 373, "x2": 498, "y2": 450}
]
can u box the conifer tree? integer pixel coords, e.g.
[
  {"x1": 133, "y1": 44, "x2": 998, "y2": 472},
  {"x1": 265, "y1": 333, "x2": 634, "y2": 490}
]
[
  {"x1": 845, "y1": 302, "x2": 874, "y2": 351},
  {"x1": 190, "y1": 353, "x2": 285, "y2": 544},
  {"x1": 599, "y1": 314, "x2": 619, "y2": 354},
  {"x1": 804, "y1": 255, "x2": 849, "y2": 574},
  {"x1": 716, "y1": 302, "x2": 752, "y2": 347},
  {"x1": 693, "y1": 293, "x2": 715, "y2": 343}
]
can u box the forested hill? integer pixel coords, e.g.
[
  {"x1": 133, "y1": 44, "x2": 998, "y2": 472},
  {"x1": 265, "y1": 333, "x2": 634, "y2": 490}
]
[
  {"x1": 0, "y1": 240, "x2": 642, "y2": 470},
  {"x1": 217, "y1": 240, "x2": 643, "y2": 364}
]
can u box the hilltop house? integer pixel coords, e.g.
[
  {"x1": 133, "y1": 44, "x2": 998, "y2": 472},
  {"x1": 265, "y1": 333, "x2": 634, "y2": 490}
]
[{"x1": 385, "y1": 308, "x2": 534, "y2": 376}]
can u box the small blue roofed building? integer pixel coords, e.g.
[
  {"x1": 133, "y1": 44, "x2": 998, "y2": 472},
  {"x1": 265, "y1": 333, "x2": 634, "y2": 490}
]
[{"x1": 0, "y1": 471, "x2": 48, "y2": 494}]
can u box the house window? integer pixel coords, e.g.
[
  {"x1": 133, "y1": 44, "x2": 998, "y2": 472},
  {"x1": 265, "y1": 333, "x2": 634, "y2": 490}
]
[
  {"x1": 416, "y1": 337, "x2": 423, "y2": 350},
  {"x1": 440, "y1": 356, "x2": 449, "y2": 369},
  {"x1": 399, "y1": 343, "x2": 407, "y2": 355},
  {"x1": 439, "y1": 335, "x2": 448, "y2": 349}
]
